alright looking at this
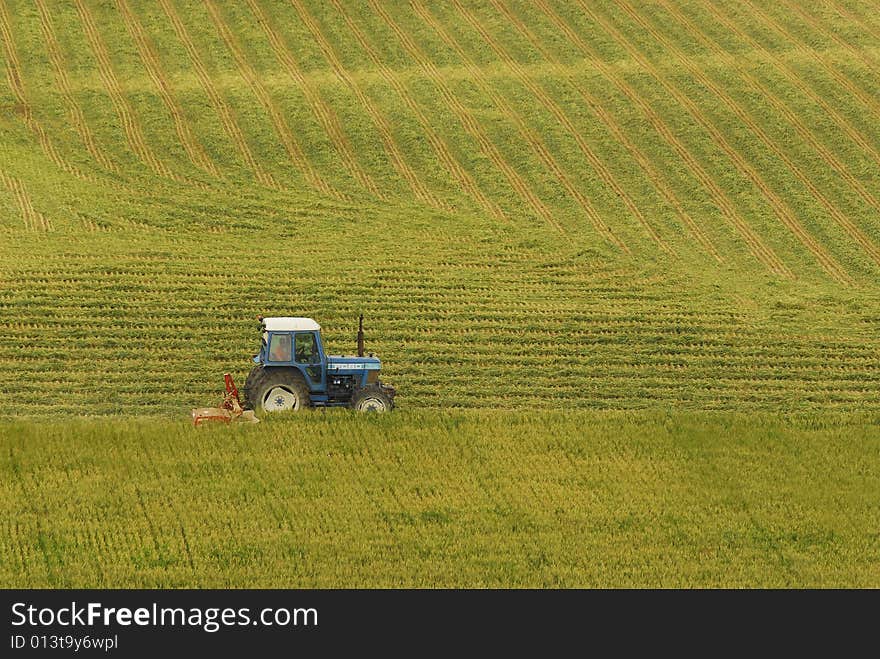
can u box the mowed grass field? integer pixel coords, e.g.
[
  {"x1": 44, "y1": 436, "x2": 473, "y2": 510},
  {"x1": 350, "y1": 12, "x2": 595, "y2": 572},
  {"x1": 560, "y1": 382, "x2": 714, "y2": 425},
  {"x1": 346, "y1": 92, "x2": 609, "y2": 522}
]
[{"x1": 1, "y1": 0, "x2": 879, "y2": 586}]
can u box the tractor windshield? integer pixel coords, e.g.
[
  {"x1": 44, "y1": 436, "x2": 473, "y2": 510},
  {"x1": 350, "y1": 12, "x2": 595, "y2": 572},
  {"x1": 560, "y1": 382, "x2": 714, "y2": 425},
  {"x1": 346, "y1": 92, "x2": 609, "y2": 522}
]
[{"x1": 295, "y1": 332, "x2": 320, "y2": 364}]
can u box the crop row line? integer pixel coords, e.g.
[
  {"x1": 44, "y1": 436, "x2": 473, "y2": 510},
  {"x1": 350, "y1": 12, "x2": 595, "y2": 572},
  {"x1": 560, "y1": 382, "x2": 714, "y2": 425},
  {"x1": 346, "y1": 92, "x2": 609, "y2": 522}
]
[
  {"x1": 658, "y1": 0, "x2": 880, "y2": 268},
  {"x1": 0, "y1": 287, "x2": 678, "y2": 299},
  {"x1": 0, "y1": 305, "x2": 802, "y2": 321},
  {"x1": 289, "y1": 0, "x2": 447, "y2": 210},
  {"x1": 2, "y1": 331, "x2": 873, "y2": 349},
  {"x1": 33, "y1": 0, "x2": 117, "y2": 175},
  {"x1": 366, "y1": 0, "x2": 565, "y2": 234},
  {"x1": 245, "y1": 0, "x2": 382, "y2": 199},
  {"x1": 410, "y1": 1, "x2": 624, "y2": 250},
  {"x1": 565, "y1": 0, "x2": 788, "y2": 276},
  {"x1": 521, "y1": 0, "x2": 721, "y2": 262},
  {"x1": 778, "y1": 0, "x2": 880, "y2": 110},
  {"x1": 2, "y1": 342, "x2": 877, "y2": 362},
  {"x1": 0, "y1": 171, "x2": 51, "y2": 231},
  {"x1": 328, "y1": 0, "x2": 506, "y2": 221},
  {"x1": 73, "y1": 0, "x2": 180, "y2": 181},
  {"x1": 7, "y1": 341, "x2": 877, "y2": 361},
  {"x1": 6, "y1": 376, "x2": 879, "y2": 396},
  {"x1": 613, "y1": 0, "x2": 850, "y2": 284},
  {"x1": 9, "y1": 377, "x2": 878, "y2": 394},
  {"x1": 827, "y1": 1, "x2": 880, "y2": 68},
  {"x1": 6, "y1": 373, "x2": 879, "y2": 392},
  {"x1": 698, "y1": 0, "x2": 880, "y2": 172},
  {"x1": 741, "y1": 0, "x2": 880, "y2": 124},
  {"x1": 445, "y1": 0, "x2": 628, "y2": 246},
  {"x1": 156, "y1": 0, "x2": 277, "y2": 189},
  {"x1": 202, "y1": 0, "x2": 338, "y2": 198},
  {"x1": 9, "y1": 0, "x2": 879, "y2": 265},
  {"x1": 73, "y1": 211, "x2": 100, "y2": 233},
  {"x1": 0, "y1": 303, "x2": 865, "y2": 323},
  {"x1": 5, "y1": 351, "x2": 878, "y2": 370},
  {"x1": 115, "y1": 0, "x2": 219, "y2": 178},
  {"x1": 478, "y1": 0, "x2": 662, "y2": 252},
  {"x1": 0, "y1": 0, "x2": 107, "y2": 189},
  {"x1": 398, "y1": 371, "x2": 880, "y2": 386}
]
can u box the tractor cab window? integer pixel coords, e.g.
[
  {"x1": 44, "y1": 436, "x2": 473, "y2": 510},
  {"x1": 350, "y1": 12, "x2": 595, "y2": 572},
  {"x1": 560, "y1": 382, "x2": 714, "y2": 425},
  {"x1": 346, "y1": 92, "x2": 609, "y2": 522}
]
[
  {"x1": 268, "y1": 333, "x2": 292, "y2": 362},
  {"x1": 295, "y1": 332, "x2": 320, "y2": 364}
]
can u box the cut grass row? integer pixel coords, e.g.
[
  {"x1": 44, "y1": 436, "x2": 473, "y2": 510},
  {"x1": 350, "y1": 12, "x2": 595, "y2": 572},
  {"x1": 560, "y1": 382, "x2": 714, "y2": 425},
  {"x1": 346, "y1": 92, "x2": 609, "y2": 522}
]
[
  {"x1": 0, "y1": 226, "x2": 877, "y2": 415},
  {"x1": 2, "y1": 1, "x2": 879, "y2": 278},
  {"x1": 0, "y1": 1, "x2": 878, "y2": 417}
]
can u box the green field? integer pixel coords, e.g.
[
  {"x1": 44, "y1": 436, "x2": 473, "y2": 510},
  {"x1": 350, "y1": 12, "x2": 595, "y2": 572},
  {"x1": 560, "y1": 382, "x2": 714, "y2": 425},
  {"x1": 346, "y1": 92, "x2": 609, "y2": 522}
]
[
  {"x1": 3, "y1": 412, "x2": 879, "y2": 587},
  {"x1": 1, "y1": 0, "x2": 879, "y2": 586}
]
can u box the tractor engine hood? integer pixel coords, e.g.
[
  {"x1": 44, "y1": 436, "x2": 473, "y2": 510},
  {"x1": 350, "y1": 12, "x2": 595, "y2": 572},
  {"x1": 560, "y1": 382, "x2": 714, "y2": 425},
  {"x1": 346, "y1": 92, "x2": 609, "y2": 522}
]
[{"x1": 326, "y1": 355, "x2": 381, "y2": 371}]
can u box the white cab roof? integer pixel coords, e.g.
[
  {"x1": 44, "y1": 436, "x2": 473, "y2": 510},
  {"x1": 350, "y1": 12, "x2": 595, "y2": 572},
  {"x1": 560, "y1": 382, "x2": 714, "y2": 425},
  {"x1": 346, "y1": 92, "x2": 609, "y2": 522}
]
[{"x1": 262, "y1": 317, "x2": 321, "y2": 332}]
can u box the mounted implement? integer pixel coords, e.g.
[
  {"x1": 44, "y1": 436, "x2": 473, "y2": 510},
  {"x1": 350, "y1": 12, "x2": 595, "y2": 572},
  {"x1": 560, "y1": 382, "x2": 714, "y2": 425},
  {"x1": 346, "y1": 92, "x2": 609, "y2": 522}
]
[
  {"x1": 191, "y1": 373, "x2": 260, "y2": 425},
  {"x1": 242, "y1": 315, "x2": 396, "y2": 413}
]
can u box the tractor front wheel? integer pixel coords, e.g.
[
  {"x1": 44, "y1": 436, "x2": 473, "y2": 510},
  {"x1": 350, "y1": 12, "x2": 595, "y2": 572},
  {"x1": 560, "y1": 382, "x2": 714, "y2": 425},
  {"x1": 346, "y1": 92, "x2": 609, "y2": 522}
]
[
  {"x1": 351, "y1": 384, "x2": 394, "y2": 412},
  {"x1": 244, "y1": 367, "x2": 311, "y2": 413}
]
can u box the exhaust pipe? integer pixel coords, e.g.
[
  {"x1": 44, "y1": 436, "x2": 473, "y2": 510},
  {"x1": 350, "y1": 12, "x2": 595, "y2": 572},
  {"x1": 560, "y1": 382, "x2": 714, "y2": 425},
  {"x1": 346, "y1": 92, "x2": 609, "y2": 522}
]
[{"x1": 357, "y1": 314, "x2": 365, "y2": 357}]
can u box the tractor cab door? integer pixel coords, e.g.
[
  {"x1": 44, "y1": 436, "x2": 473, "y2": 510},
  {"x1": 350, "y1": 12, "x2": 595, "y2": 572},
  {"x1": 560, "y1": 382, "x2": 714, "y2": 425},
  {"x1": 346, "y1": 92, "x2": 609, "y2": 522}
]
[
  {"x1": 294, "y1": 331, "x2": 325, "y2": 391},
  {"x1": 266, "y1": 332, "x2": 292, "y2": 363}
]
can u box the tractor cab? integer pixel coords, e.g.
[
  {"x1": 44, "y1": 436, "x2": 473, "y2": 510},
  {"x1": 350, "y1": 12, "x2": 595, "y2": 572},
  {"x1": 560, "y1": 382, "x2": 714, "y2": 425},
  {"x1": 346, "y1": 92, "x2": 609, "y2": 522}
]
[
  {"x1": 244, "y1": 316, "x2": 395, "y2": 413},
  {"x1": 260, "y1": 317, "x2": 326, "y2": 390}
]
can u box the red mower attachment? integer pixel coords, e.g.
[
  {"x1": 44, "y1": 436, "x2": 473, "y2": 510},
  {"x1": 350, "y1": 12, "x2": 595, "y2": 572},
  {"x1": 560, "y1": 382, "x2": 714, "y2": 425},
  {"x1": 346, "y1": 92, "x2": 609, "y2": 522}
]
[{"x1": 191, "y1": 373, "x2": 260, "y2": 426}]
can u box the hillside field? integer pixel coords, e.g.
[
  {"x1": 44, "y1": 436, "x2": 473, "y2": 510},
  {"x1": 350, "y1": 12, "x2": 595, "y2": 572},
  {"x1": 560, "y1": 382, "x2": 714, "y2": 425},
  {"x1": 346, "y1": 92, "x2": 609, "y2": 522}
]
[
  {"x1": 1, "y1": 0, "x2": 879, "y2": 586},
  {"x1": 3, "y1": 412, "x2": 880, "y2": 587}
]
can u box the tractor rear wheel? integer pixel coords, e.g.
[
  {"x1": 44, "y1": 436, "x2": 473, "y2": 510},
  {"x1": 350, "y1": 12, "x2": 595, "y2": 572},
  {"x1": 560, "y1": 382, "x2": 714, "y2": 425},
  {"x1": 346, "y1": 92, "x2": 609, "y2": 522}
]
[
  {"x1": 350, "y1": 384, "x2": 394, "y2": 412},
  {"x1": 244, "y1": 367, "x2": 311, "y2": 413},
  {"x1": 241, "y1": 365, "x2": 261, "y2": 409}
]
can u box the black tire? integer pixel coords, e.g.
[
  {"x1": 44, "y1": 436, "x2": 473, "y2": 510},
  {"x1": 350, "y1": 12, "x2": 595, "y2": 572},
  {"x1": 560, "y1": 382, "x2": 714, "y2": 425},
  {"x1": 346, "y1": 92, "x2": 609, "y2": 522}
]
[
  {"x1": 350, "y1": 384, "x2": 394, "y2": 412},
  {"x1": 243, "y1": 366, "x2": 311, "y2": 413},
  {"x1": 241, "y1": 365, "x2": 262, "y2": 410}
]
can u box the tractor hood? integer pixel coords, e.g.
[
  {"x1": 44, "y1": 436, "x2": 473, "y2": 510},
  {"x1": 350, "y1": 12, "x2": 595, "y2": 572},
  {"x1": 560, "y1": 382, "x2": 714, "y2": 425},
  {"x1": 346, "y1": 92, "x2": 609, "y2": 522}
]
[{"x1": 326, "y1": 355, "x2": 381, "y2": 371}]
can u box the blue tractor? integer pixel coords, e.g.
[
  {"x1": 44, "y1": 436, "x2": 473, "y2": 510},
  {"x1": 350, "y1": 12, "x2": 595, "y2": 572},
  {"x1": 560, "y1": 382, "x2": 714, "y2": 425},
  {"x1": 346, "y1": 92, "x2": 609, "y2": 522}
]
[{"x1": 243, "y1": 315, "x2": 396, "y2": 413}]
